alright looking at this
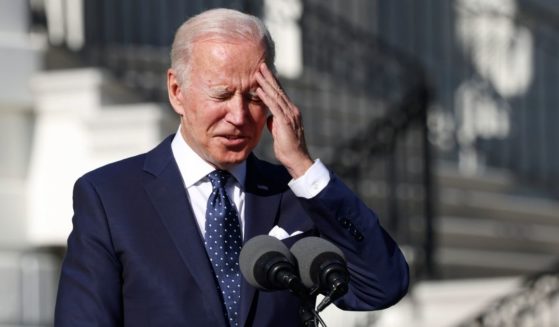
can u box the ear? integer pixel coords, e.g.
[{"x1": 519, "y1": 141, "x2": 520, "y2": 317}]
[{"x1": 167, "y1": 68, "x2": 186, "y2": 116}]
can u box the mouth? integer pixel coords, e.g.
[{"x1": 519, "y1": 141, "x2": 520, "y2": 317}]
[{"x1": 217, "y1": 135, "x2": 249, "y2": 147}]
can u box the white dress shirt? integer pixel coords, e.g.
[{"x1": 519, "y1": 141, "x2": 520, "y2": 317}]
[{"x1": 171, "y1": 129, "x2": 330, "y2": 240}]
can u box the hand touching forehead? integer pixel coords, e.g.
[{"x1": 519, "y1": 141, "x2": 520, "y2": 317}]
[{"x1": 169, "y1": 39, "x2": 269, "y2": 169}]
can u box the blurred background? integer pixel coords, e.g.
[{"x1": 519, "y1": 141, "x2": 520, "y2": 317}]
[{"x1": 1, "y1": 0, "x2": 558, "y2": 326}]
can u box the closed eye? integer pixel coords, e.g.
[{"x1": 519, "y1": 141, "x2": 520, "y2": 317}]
[
  {"x1": 246, "y1": 92, "x2": 262, "y2": 103},
  {"x1": 209, "y1": 91, "x2": 233, "y2": 101}
]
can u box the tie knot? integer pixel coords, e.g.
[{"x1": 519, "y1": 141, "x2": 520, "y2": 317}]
[{"x1": 208, "y1": 170, "x2": 230, "y2": 189}]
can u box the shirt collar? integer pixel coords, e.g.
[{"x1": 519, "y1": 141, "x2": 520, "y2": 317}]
[{"x1": 171, "y1": 127, "x2": 246, "y2": 188}]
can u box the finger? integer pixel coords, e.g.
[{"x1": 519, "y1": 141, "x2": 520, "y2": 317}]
[
  {"x1": 255, "y1": 71, "x2": 283, "y2": 103},
  {"x1": 255, "y1": 79, "x2": 288, "y2": 118},
  {"x1": 255, "y1": 82, "x2": 275, "y2": 109},
  {"x1": 256, "y1": 80, "x2": 295, "y2": 123},
  {"x1": 255, "y1": 64, "x2": 291, "y2": 107},
  {"x1": 259, "y1": 63, "x2": 282, "y2": 91},
  {"x1": 256, "y1": 85, "x2": 298, "y2": 129}
]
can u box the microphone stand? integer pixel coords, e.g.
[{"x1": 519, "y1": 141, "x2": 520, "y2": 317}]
[
  {"x1": 298, "y1": 292, "x2": 319, "y2": 327},
  {"x1": 278, "y1": 273, "x2": 322, "y2": 326}
]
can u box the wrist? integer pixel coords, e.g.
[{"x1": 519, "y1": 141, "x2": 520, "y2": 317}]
[{"x1": 284, "y1": 156, "x2": 314, "y2": 179}]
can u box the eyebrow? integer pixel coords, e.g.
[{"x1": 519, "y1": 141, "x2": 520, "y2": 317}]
[
  {"x1": 207, "y1": 86, "x2": 259, "y2": 95},
  {"x1": 207, "y1": 87, "x2": 232, "y2": 95}
]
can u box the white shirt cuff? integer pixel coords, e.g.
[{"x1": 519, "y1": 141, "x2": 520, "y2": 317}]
[{"x1": 288, "y1": 159, "x2": 330, "y2": 199}]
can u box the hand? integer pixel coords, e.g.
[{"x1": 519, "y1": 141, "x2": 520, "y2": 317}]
[{"x1": 255, "y1": 63, "x2": 313, "y2": 178}]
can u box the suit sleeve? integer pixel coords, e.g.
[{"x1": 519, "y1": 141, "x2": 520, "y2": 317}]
[
  {"x1": 297, "y1": 174, "x2": 409, "y2": 310},
  {"x1": 54, "y1": 176, "x2": 123, "y2": 326}
]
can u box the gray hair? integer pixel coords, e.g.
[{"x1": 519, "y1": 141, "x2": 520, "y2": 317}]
[{"x1": 170, "y1": 8, "x2": 276, "y2": 85}]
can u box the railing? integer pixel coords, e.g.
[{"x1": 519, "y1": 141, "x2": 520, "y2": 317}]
[
  {"x1": 370, "y1": 0, "x2": 559, "y2": 198},
  {"x1": 289, "y1": 0, "x2": 434, "y2": 278},
  {"x1": 0, "y1": 248, "x2": 60, "y2": 326},
  {"x1": 31, "y1": 0, "x2": 434, "y2": 278},
  {"x1": 458, "y1": 266, "x2": 559, "y2": 326}
]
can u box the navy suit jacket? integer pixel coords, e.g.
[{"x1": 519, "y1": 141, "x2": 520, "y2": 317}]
[{"x1": 55, "y1": 135, "x2": 409, "y2": 326}]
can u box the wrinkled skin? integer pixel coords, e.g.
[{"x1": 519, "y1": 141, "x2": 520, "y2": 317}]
[{"x1": 168, "y1": 39, "x2": 312, "y2": 177}]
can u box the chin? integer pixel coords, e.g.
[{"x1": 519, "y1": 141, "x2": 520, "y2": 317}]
[{"x1": 211, "y1": 151, "x2": 250, "y2": 169}]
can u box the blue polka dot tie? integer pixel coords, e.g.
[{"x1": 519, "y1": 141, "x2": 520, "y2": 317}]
[{"x1": 205, "y1": 170, "x2": 242, "y2": 327}]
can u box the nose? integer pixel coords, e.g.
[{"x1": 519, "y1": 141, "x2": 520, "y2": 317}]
[{"x1": 226, "y1": 94, "x2": 248, "y2": 125}]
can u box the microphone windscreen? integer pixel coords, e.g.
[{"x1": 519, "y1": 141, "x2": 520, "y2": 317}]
[
  {"x1": 239, "y1": 235, "x2": 292, "y2": 289},
  {"x1": 290, "y1": 237, "x2": 346, "y2": 288}
]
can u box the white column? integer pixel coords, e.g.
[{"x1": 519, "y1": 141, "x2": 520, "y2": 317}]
[
  {"x1": 27, "y1": 69, "x2": 173, "y2": 246},
  {"x1": 0, "y1": 0, "x2": 45, "y2": 248},
  {"x1": 27, "y1": 69, "x2": 107, "y2": 246},
  {"x1": 264, "y1": 0, "x2": 303, "y2": 79}
]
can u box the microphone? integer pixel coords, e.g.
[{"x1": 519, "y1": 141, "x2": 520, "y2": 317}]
[
  {"x1": 239, "y1": 235, "x2": 307, "y2": 295},
  {"x1": 240, "y1": 236, "x2": 325, "y2": 326},
  {"x1": 290, "y1": 237, "x2": 350, "y2": 312}
]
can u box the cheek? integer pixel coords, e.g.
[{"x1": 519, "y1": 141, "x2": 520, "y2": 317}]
[{"x1": 184, "y1": 102, "x2": 224, "y2": 130}]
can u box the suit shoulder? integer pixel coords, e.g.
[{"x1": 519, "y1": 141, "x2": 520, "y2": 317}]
[
  {"x1": 79, "y1": 134, "x2": 174, "y2": 186},
  {"x1": 80, "y1": 153, "x2": 147, "y2": 185}
]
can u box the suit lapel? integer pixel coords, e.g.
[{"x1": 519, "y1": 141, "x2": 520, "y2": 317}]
[
  {"x1": 142, "y1": 136, "x2": 227, "y2": 326},
  {"x1": 243, "y1": 191, "x2": 279, "y2": 241},
  {"x1": 239, "y1": 155, "x2": 289, "y2": 327},
  {"x1": 142, "y1": 140, "x2": 290, "y2": 327},
  {"x1": 242, "y1": 154, "x2": 291, "y2": 241}
]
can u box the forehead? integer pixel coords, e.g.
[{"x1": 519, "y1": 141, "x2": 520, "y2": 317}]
[{"x1": 189, "y1": 39, "x2": 266, "y2": 84}]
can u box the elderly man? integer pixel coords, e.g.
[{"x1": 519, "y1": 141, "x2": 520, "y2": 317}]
[{"x1": 54, "y1": 8, "x2": 409, "y2": 327}]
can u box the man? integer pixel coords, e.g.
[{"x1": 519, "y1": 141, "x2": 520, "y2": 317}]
[{"x1": 55, "y1": 8, "x2": 409, "y2": 327}]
